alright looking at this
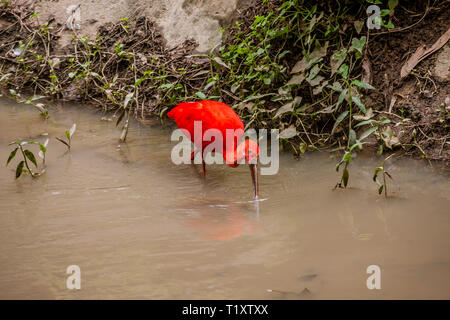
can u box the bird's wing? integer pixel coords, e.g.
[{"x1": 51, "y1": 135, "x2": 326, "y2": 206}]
[
  {"x1": 168, "y1": 101, "x2": 244, "y2": 149},
  {"x1": 167, "y1": 102, "x2": 206, "y2": 143}
]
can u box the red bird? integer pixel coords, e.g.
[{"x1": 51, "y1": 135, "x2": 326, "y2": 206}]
[{"x1": 168, "y1": 100, "x2": 260, "y2": 199}]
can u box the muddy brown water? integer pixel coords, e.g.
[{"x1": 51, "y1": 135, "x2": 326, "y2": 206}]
[{"x1": 0, "y1": 98, "x2": 449, "y2": 299}]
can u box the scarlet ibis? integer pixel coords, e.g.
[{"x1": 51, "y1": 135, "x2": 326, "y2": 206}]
[{"x1": 168, "y1": 100, "x2": 260, "y2": 199}]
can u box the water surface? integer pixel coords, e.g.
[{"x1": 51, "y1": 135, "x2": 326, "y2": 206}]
[{"x1": 0, "y1": 98, "x2": 449, "y2": 299}]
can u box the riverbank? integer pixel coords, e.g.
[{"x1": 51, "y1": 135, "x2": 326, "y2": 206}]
[{"x1": 1, "y1": 0, "x2": 449, "y2": 166}]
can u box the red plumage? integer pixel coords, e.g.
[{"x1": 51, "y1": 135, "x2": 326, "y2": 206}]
[
  {"x1": 168, "y1": 100, "x2": 260, "y2": 198},
  {"x1": 168, "y1": 100, "x2": 244, "y2": 157}
]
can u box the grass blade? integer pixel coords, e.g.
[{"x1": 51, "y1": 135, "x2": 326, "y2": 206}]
[
  {"x1": 7, "y1": 147, "x2": 18, "y2": 165},
  {"x1": 24, "y1": 150, "x2": 37, "y2": 167}
]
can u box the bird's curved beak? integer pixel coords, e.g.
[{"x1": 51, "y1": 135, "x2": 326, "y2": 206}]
[{"x1": 249, "y1": 163, "x2": 259, "y2": 200}]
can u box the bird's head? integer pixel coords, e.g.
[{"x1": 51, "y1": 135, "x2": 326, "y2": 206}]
[
  {"x1": 225, "y1": 139, "x2": 260, "y2": 199},
  {"x1": 237, "y1": 139, "x2": 260, "y2": 164},
  {"x1": 225, "y1": 139, "x2": 260, "y2": 167}
]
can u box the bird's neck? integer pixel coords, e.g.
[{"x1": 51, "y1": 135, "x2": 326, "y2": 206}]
[{"x1": 223, "y1": 146, "x2": 240, "y2": 167}]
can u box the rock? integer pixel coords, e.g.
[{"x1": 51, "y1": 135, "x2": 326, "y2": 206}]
[
  {"x1": 433, "y1": 43, "x2": 450, "y2": 82},
  {"x1": 35, "y1": 0, "x2": 241, "y2": 53},
  {"x1": 66, "y1": 4, "x2": 81, "y2": 30}
]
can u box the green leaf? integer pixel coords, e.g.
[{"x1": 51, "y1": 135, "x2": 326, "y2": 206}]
[
  {"x1": 338, "y1": 64, "x2": 348, "y2": 79},
  {"x1": 336, "y1": 160, "x2": 343, "y2": 172},
  {"x1": 0, "y1": 73, "x2": 11, "y2": 82},
  {"x1": 307, "y1": 64, "x2": 320, "y2": 81},
  {"x1": 38, "y1": 140, "x2": 48, "y2": 159},
  {"x1": 278, "y1": 50, "x2": 290, "y2": 59},
  {"x1": 195, "y1": 92, "x2": 207, "y2": 100},
  {"x1": 230, "y1": 82, "x2": 240, "y2": 93},
  {"x1": 360, "y1": 126, "x2": 378, "y2": 141},
  {"x1": 351, "y1": 80, "x2": 376, "y2": 90},
  {"x1": 350, "y1": 141, "x2": 364, "y2": 151},
  {"x1": 384, "y1": 21, "x2": 395, "y2": 29},
  {"x1": 380, "y1": 9, "x2": 391, "y2": 17},
  {"x1": 342, "y1": 167, "x2": 349, "y2": 187},
  {"x1": 160, "y1": 83, "x2": 174, "y2": 89},
  {"x1": 378, "y1": 185, "x2": 384, "y2": 195},
  {"x1": 343, "y1": 151, "x2": 352, "y2": 163},
  {"x1": 255, "y1": 48, "x2": 265, "y2": 56},
  {"x1": 308, "y1": 75, "x2": 325, "y2": 87},
  {"x1": 349, "y1": 129, "x2": 356, "y2": 146},
  {"x1": 116, "y1": 109, "x2": 126, "y2": 127},
  {"x1": 299, "y1": 142, "x2": 307, "y2": 154},
  {"x1": 24, "y1": 150, "x2": 37, "y2": 167},
  {"x1": 351, "y1": 36, "x2": 366, "y2": 54},
  {"x1": 332, "y1": 110, "x2": 349, "y2": 134},
  {"x1": 385, "y1": 171, "x2": 393, "y2": 180},
  {"x1": 331, "y1": 49, "x2": 347, "y2": 75},
  {"x1": 337, "y1": 89, "x2": 347, "y2": 107},
  {"x1": 16, "y1": 161, "x2": 24, "y2": 179},
  {"x1": 134, "y1": 78, "x2": 145, "y2": 87},
  {"x1": 354, "y1": 119, "x2": 376, "y2": 127},
  {"x1": 30, "y1": 95, "x2": 46, "y2": 102},
  {"x1": 89, "y1": 72, "x2": 101, "y2": 79},
  {"x1": 56, "y1": 137, "x2": 70, "y2": 148},
  {"x1": 65, "y1": 130, "x2": 70, "y2": 140},
  {"x1": 373, "y1": 167, "x2": 383, "y2": 181},
  {"x1": 7, "y1": 147, "x2": 18, "y2": 165},
  {"x1": 328, "y1": 82, "x2": 343, "y2": 92},
  {"x1": 351, "y1": 96, "x2": 366, "y2": 113},
  {"x1": 377, "y1": 144, "x2": 384, "y2": 155},
  {"x1": 204, "y1": 80, "x2": 216, "y2": 90},
  {"x1": 388, "y1": 0, "x2": 398, "y2": 10}
]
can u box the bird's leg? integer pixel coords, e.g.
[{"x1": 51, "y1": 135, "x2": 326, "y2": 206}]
[
  {"x1": 191, "y1": 149, "x2": 200, "y2": 161},
  {"x1": 249, "y1": 163, "x2": 259, "y2": 200},
  {"x1": 200, "y1": 147, "x2": 206, "y2": 176}
]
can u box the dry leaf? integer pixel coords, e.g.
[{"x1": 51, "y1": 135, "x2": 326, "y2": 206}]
[
  {"x1": 362, "y1": 56, "x2": 372, "y2": 87},
  {"x1": 382, "y1": 126, "x2": 400, "y2": 149},
  {"x1": 287, "y1": 74, "x2": 305, "y2": 85},
  {"x1": 400, "y1": 27, "x2": 450, "y2": 79},
  {"x1": 313, "y1": 80, "x2": 329, "y2": 95},
  {"x1": 238, "y1": 102, "x2": 254, "y2": 111},
  {"x1": 291, "y1": 42, "x2": 328, "y2": 74},
  {"x1": 274, "y1": 96, "x2": 302, "y2": 118},
  {"x1": 279, "y1": 125, "x2": 297, "y2": 139},
  {"x1": 290, "y1": 58, "x2": 307, "y2": 74}
]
